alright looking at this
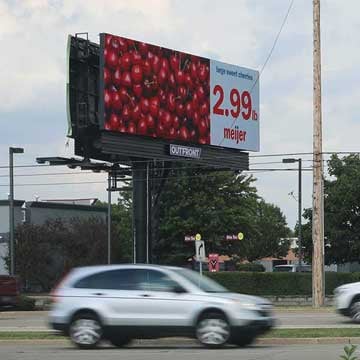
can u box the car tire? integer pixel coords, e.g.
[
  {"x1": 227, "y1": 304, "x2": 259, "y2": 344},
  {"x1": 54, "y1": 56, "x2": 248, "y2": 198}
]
[
  {"x1": 231, "y1": 334, "x2": 255, "y2": 347},
  {"x1": 108, "y1": 336, "x2": 132, "y2": 348},
  {"x1": 350, "y1": 300, "x2": 360, "y2": 323},
  {"x1": 196, "y1": 311, "x2": 230, "y2": 348},
  {"x1": 69, "y1": 312, "x2": 103, "y2": 349}
]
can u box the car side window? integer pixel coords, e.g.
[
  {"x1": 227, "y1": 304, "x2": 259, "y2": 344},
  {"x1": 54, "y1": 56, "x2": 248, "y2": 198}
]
[
  {"x1": 145, "y1": 270, "x2": 182, "y2": 292},
  {"x1": 74, "y1": 269, "x2": 147, "y2": 290}
]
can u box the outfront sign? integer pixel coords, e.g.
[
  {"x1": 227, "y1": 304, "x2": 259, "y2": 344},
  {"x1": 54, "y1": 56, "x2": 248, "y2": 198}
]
[{"x1": 100, "y1": 33, "x2": 259, "y2": 152}]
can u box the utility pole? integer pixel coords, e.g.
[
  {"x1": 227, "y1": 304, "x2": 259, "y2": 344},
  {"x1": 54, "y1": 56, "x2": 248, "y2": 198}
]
[
  {"x1": 107, "y1": 172, "x2": 112, "y2": 265},
  {"x1": 312, "y1": 0, "x2": 325, "y2": 307}
]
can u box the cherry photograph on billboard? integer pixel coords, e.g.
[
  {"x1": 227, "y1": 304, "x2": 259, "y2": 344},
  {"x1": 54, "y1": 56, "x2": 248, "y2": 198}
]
[
  {"x1": 101, "y1": 33, "x2": 210, "y2": 145},
  {"x1": 100, "y1": 33, "x2": 259, "y2": 151}
]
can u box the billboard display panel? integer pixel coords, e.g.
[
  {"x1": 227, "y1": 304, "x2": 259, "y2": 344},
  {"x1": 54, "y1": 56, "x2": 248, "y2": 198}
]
[{"x1": 100, "y1": 33, "x2": 259, "y2": 151}]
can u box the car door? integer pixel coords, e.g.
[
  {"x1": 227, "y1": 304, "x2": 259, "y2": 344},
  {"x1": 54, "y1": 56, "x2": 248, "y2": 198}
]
[{"x1": 135, "y1": 269, "x2": 198, "y2": 327}]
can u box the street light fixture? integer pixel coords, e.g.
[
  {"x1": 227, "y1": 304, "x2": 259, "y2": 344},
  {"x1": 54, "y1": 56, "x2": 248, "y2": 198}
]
[
  {"x1": 282, "y1": 158, "x2": 302, "y2": 268},
  {"x1": 9, "y1": 147, "x2": 24, "y2": 276}
]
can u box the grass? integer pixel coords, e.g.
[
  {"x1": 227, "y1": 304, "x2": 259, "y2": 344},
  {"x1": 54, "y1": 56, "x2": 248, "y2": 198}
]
[
  {"x1": 1, "y1": 328, "x2": 360, "y2": 340},
  {"x1": 264, "y1": 328, "x2": 360, "y2": 338}
]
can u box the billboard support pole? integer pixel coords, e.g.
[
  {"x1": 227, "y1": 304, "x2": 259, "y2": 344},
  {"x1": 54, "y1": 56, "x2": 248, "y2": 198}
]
[{"x1": 133, "y1": 160, "x2": 149, "y2": 264}]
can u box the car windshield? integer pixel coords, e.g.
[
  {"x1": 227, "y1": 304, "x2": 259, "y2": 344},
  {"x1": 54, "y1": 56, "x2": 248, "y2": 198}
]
[{"x1": 174, "y1": 268, "x2": 229, "y2": 293}]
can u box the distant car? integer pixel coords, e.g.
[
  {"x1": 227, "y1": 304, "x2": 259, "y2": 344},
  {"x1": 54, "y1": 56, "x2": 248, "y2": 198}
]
[
  {"x1": 273, "y1": 264, "x2": 311, "y2": 273},
  {"x1": 334, "y1": 282, "x2": 360, "y2": 323},
  {"x1": 0, "y1": 275, "x2": 20, "y2": 307},
  {"x1": 49, "y1": 264, "x2": 274, "y2": 349}
]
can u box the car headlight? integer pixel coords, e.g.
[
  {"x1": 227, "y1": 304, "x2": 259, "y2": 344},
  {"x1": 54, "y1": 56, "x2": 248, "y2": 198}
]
[{"x1": 232, "y1": 300, "x2": 259, "y2": 310}]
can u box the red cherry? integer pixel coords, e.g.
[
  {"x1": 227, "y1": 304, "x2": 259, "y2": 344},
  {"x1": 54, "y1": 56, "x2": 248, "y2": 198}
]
[
  {"x1": 104, "y1": 68, "x2": 112, "y2": 87},
  {"x1": 151, "y1": 55, "x2": 161, "y2": 74},
  {"x1": 198, "y1": 118, "x2": 208, "y2": 136},
  {"x1": 110, "y1": 37, "x2": 120, "y2": 52},
  {"x1": 149, "y1": 97, "x2": 160, "y2": 117},
  {"x1": 158, "y1": 88, "x2": 167, "y2": 105},
  {"x1": 105, "y1": 50, "x2": 118, "y2": 70},
  {"x1": 150, "y1": 74, "x2": 159, "y2": 92},
  {"x1": 172, "y1": 115, "x2": 180, "y2": 130},
  {"x1": 170, "y1": 55, "x2": 180, "y2": 72},
  {"x1": 199, "y1": 101, "x2": 209, "y2": 116},
  {"x1": 119, "y1": 125, "x2": 127, "y2": 133},
  {"x1": 127, "y1": 39, "x2": 135, "y2": 49},
  {"x1": 118, "y1": 37, "x2": 128, "y2": 52},
  {"x1": 139, "y1": 42, "x2": 149, "y2": 57},
  {"x1": 177, "y1": 85, "x2": 187, "y2": 101},
  {"x1": 111, "y1": 91, "x2": 122, "y2": 113},
  {"x1": 190, "y1": 62, "x2": 197, "y2": 80},
  {"x1": 105, "y1": 34, "x2": 112, "y2": 47},
  {"x1": 168, "y1": 72, "x2": 176, "y2": 88},
  {"x1": 168, "y1": 127, "x2": 176, "y2": 139},
  {"x1": 147, "y1": 51, "x2": 154, "y2": 61},
  {"x1": 185, "y1": 73, "x2": 193, "y2": 89},
  {"x1": 132, "y1": 84, "x2": 143, "y2": 98},
  {"x1": 193, "y1": 111, "x2": 200, "y2": 127},
  {"x1": 113, "y1": 68, "x2": 122, "y2": 88},
  {"x1": 175, "y1": 70, "x2": 185, "y2": 85},
  {"x1": 121, "y1": 71, "x2": 132, "y2": 88},
  {"x1": 196, "y1": 85, "x2": 206, "y2": 101},
  {"x1": 119, "y1": 87, "x2": 130, "y2": 104},
  {"x1": 176, "y1": 103, "x2": 185, "y2": 117},
  {"x1": 185, "y1": 102, "x2": 193, "y2": 119},
  {"x1": 190, "y1": 128, "x2": 197, "y2": 142},
  {"x1": 160, "y1": 58, "x2": 170, "y2": 73},
  {"x1": 122, "y1": 104, "x2": 131, "y2": 122},
  {"x1": 140, "y1": 97, "x2": 150, "y2": 114},
  {"x1": 131, "y1": 64, "x2": 143, "y2": 84},
  {"x1": 146, "y1": 113, "x2": 155, "y2": 130},
  {"x1": 104, "y1": 89, "x2": 112, "y2": 109},
  {"x1": 132, "y1": 104, "x2": 141, "y2": 122},
  {"x1": 104, "y1": 121, "x2": 111, "y2": 130},
  {"x1": 158, "y1": 68, "x2": 168, "y2": 87},
  {"x1": 156, "y1": 122, "x2": 165, "y2": 136},
  {"x1": 142, "y1": 59, "x2": 152, "y2": 77},
  {"x1": 160, "y1": 111, "x2": 172, "y2": 129},
  {"x1": 137, "y1": 118, "x2": 148, "y2": 135},
  {"x1": 166, "y1": 92, "x2": 176, "y2": 112},
  {"x1": 179, "y1": 126, "x2": 190, "y2": 142},
  {"x1": 198, "y1": 63, "x2": 208, "y2": 82},
  {"x1": 128, "y1": 122, "x2": 137, "y2": 134},
  {"x1": 132, "y1": 52, "x2": 142, "y2": 65},
  {"x1": 192, "y1": 92, "x2": 199, "y2": 110},
  {"x1": 199, "y1": 136, "x2": 207, "y2": 144},
  {"x1": 109, "y1": 113, "x2": 120, "y2": 129},
  {"x1": 120, "y1": 53, "x2": 132, "y2": 71}
]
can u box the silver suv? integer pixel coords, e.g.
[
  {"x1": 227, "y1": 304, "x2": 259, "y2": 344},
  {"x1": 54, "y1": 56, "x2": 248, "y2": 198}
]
[{"x1": 49, "y1": 264, "x2": 274, "y2": 348}]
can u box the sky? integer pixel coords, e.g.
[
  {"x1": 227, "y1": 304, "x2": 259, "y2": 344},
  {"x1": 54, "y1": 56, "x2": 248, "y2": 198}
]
[{"x1": 0, "y1": 0, "x2": 359, "y2": 229}]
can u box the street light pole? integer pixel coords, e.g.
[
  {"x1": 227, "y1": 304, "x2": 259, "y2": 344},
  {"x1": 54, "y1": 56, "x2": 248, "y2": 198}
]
[
  {"x1": 283, "y1": 158, "x2": 302, "y2": 267},
  {"x1": 9, "y1": 147, "x2": 24, "y2": 276}
]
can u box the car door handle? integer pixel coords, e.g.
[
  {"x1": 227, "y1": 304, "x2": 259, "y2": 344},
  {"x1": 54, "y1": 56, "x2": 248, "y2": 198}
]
[
  {"x1": 140, "y1": 294, "x2": 152, "y2": 297},
  {"x1": 92, "y1": 292, "x2": 106, "y2": 296}
]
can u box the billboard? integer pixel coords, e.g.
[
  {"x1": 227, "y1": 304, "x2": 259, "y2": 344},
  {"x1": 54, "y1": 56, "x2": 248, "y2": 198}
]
[{"x1": 100, "y1": 33, "x2": 259, "y2": 152}]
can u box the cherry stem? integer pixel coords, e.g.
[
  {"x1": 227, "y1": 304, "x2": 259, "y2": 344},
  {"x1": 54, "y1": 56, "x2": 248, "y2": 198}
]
[{"x1": 181, "y1": 59, "x2": 189, "y2": 72}]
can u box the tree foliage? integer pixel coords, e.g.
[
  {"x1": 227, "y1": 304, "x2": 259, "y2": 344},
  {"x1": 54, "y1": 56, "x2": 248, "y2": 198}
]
[{"x1": 301, "y1": 154, "x2": 360, "y2": 264}]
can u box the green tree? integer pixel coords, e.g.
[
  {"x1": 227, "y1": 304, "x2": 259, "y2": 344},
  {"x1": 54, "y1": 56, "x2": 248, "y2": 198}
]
[
  {"x1": 301, "y1": 154, "x2": 360, "y2": 265},
  {"x1": 151, "y1": 164, "x2": 291, "y2": 264}
]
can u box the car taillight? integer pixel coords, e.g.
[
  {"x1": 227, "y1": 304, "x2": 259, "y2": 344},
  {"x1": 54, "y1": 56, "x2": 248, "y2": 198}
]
[{"x1": 50, "y1": 272, "x2": 70, "y2": 302}]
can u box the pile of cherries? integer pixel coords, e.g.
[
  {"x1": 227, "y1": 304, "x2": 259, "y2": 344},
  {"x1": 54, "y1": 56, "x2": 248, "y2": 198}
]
[{"x1": 103, "y1": 34, "x2": 210, "y2": 144}]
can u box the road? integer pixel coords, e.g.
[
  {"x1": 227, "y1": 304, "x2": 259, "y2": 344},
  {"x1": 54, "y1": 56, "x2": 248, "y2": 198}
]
[
  {"x1": 0, "y1": 341, "x2": 359, "y2": 360},
  {"x1": 0, "y1": 309, "x2": 355, "y2": 331}
]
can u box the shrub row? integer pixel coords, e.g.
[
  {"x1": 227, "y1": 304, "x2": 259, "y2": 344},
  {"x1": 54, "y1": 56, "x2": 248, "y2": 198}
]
[{"x1": 207, "y1": 271, "x2": 360, "y2": 296}]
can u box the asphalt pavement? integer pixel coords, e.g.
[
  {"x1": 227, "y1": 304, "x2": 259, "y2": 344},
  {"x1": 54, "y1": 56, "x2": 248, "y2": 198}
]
[{"x1": 0, "y1": 341, "x2": 359, "y2": 360}]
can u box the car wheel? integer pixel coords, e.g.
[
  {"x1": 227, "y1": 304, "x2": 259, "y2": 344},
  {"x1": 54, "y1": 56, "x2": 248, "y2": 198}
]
[
  {"x1": 108, "y1": 336, "x2": 132, "y2": 348},
  {"x1": 69, "y1": 312, "x2": 103, "y2": 349},
  {"x1": 231, "y1": 334, "x2": 254, "y2": 347},
  {"x1": 350, "y1": 300, "x2": 360, "y2": 323},
  {"x1": 196, "y1": 312, "x2": 230, "y2": 348}
]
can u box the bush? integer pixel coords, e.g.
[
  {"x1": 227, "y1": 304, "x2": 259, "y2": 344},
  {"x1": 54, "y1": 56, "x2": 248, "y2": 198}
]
[
  {"x1": 16, "y1": 295, "x2": 36, "y2": 311},
  {"x1": 207, "y1": 271, "x2": 360, "y2": 296},
  {"x1": 235, "y1": 263, "x2": 265, "y2": 272}
]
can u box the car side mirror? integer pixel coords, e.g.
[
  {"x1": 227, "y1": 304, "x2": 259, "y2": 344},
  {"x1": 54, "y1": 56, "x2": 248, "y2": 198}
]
[{"x1": 172, "y1": 285, "x2": 186, "y2": 294}]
